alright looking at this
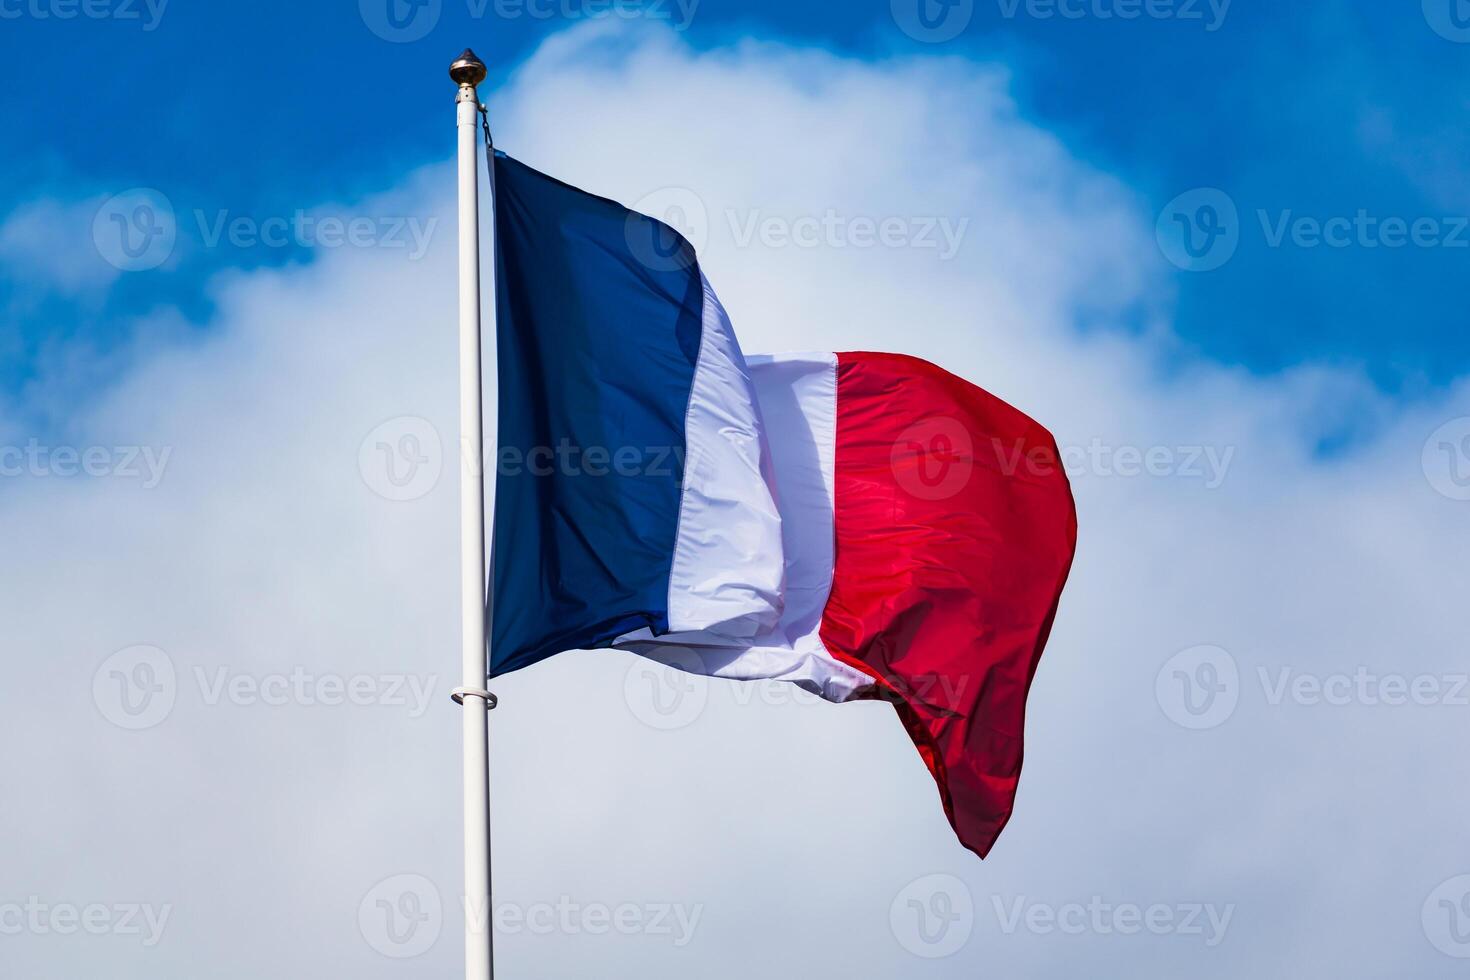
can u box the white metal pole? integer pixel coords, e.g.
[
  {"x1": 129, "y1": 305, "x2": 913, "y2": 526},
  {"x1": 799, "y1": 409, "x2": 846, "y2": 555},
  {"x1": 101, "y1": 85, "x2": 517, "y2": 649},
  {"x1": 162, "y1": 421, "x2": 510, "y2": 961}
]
[{"x1": 449, "y1": 47, "x2": 494, "y2": 980}]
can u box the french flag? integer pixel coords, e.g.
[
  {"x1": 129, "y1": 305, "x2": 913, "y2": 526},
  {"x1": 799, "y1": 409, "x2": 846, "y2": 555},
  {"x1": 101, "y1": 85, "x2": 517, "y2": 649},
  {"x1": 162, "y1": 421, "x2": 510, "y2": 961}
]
[{"x1": 490, "y1": 154, "x2": 1077, "y2": 858}]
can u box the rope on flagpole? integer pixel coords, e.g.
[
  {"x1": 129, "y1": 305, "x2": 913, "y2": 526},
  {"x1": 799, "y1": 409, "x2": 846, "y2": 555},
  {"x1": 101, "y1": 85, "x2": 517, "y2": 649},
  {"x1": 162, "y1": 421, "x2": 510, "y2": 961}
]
[
  {"x1": 458, "y1": 76, "x2": 499, "y2": 724},
  {"x1": 462, "y1": 78, "x2": 500, "y2": 723}
]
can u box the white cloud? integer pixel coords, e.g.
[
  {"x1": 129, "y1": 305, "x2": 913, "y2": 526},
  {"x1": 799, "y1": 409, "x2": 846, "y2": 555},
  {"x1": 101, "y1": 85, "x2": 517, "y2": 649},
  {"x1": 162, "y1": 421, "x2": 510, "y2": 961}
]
[{"x1": 1, "y1": 21, "x2": 1467, "y2": 979}]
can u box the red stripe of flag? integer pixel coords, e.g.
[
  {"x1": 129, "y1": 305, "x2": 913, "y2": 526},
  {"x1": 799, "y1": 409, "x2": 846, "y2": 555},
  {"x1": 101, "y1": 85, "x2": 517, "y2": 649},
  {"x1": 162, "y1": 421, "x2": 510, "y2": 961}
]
[{"x1": 819, "y1": 351, "x2": 1078, "y2": 858}]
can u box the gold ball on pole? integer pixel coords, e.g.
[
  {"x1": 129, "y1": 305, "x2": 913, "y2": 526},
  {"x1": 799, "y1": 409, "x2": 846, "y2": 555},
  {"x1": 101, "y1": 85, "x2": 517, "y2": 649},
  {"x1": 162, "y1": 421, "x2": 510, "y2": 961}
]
[{"x1": 450, "y1": 48, "x2": 488, "y2": 88}]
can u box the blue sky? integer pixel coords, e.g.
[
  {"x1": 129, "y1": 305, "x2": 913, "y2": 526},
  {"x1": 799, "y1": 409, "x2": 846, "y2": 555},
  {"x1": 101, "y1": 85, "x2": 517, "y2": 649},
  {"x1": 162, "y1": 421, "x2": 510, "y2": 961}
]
[{"x1": 2, "y1": 2, "x2": 1468, "y2": 397}]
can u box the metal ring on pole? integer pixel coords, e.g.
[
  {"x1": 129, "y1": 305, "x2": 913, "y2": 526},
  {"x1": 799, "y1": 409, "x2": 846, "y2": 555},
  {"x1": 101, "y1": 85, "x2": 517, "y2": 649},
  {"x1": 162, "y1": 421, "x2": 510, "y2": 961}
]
[{"x1": 451, "y1": 686, "x2": 498, "y2": 709}]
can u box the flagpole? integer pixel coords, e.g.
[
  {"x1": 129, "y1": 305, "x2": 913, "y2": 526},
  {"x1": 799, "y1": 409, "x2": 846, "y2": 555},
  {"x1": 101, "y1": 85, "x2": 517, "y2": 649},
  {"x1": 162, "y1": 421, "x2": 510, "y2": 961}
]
[{"x1": 449, "y1": 47, "x2": 495, "y2": 980}]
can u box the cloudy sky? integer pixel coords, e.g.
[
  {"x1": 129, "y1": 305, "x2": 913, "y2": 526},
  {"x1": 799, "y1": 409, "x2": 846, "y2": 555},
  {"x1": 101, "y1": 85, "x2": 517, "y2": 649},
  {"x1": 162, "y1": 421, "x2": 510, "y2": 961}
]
[{"x1": 3, "y1": 4, "x2": 1469, "y2": 978}]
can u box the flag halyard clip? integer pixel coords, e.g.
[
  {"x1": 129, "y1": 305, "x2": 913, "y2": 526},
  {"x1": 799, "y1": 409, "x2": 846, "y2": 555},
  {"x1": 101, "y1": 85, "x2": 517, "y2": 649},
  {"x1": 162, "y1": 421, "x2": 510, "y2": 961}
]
[
  {"x1": 479, "y1": 103, "x2": 496, "y2": 185},
  {"x1": 452, "y1": 686, "x2": 498, "y2": 709}
]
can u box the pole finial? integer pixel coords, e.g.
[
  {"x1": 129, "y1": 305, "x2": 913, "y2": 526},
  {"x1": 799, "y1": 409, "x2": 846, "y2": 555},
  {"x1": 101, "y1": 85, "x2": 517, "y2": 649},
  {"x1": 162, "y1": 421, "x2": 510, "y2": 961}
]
[{"x1": 450, "y1": 48, "x2": 488, "y2": 88}]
